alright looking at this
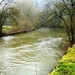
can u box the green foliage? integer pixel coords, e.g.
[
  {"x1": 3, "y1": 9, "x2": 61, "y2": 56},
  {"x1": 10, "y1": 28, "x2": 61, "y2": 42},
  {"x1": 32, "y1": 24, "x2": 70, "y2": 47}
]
[{"x1": 48, "y1": 45, "x2": 75, "y2": 75}]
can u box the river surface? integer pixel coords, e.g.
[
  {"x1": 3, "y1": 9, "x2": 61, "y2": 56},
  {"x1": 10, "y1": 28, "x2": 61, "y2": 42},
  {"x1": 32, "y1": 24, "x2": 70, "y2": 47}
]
[{"x1": 0, "y1": 28, "x2": 67, "y2": 75}]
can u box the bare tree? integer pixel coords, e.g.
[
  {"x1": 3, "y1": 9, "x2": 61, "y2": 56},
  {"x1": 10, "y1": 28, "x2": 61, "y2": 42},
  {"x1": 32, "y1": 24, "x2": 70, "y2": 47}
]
[
  {"x1": 0, "y1": 0, "x2": 19, "y2": 37},
  {"x1": 45, "y1": 0, "x2": 75, "y2": 46},
  {"x1": 15, "y1": 0, "x2": 37, "y2": 31}
]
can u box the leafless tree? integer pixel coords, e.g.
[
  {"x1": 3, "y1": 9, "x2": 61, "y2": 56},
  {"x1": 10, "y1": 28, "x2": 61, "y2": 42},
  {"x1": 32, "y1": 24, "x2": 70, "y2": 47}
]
[
  {"x1": 0, "y1": 0, "x2": 19, "y2": 37},
  {"x1": 45, "y1": 0, "x2": 75, "y2": 46}
]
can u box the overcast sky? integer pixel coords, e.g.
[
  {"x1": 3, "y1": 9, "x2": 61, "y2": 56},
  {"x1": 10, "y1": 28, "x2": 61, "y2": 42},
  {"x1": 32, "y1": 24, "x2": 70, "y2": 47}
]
[
  {"x1": 0, "y1": 0, "x2": 60, "y2": 9},
  {"x1": 35, "y1": 0, "x2": 60, "y2": 6}
]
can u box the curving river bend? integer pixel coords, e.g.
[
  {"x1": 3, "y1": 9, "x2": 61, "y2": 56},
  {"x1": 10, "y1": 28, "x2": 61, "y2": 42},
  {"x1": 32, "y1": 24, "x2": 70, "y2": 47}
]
[{"x1": 0, "y1": 28, "x2": 67, "y2": 75}]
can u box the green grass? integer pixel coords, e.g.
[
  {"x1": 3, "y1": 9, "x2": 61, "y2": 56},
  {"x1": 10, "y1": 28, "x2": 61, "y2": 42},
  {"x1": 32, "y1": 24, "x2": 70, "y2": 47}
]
[
  {"x1": 2, "y1": 26, "x2": 12, "y2": 32},
  {"x1": 2, "y1": 26, "x2": 20, "y2": 33},
  {"x1": 48, "y1": 45, "x2": 75, "y2": 75}
]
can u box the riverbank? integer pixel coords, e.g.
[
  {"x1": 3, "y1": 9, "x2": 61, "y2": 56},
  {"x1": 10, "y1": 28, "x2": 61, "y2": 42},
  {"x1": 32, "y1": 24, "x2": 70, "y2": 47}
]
[
  {"x1": 1, "y1": 26, "x2": 35, "y2": 37},
  {"x1": 2, "y1": 29, "x2": 35, "y2": 37},
  {"x1": 48, "y1": 45, "x2": 75, "y2": 75}
]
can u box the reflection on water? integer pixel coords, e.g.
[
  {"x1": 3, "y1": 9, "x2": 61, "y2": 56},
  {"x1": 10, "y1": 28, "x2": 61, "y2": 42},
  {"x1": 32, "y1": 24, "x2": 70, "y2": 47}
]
[{"x1": 0, "y1": 28, "x2": 66, "y2": 75}]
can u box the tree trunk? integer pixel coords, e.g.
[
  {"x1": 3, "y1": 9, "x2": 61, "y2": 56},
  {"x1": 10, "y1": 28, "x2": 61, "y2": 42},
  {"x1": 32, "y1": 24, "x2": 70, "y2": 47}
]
[
  {"x1": 0, "y1": 26, "x2": 2, "y2": 37},
  {"x1": 70, "y1": 15, "x2": 74, "y2": 46}
]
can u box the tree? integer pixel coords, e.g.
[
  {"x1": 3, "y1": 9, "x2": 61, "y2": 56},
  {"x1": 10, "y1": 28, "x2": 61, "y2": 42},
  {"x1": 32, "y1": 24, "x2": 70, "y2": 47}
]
[
  {"x1": 17, "y1": 0, "x2": 37, "y2": 22},
  {"x1": 34, "y1": 0, "x2": 62, "y2": 28},
  {"x1": 46, "y1": 0, "x2": 75, "y2": 46},
  {"x1": 0, "y1": 0, "x2": 19, "y2": 37},
  {"x1": 15, "y1": 0, "x2": 37, "y2": 30}
]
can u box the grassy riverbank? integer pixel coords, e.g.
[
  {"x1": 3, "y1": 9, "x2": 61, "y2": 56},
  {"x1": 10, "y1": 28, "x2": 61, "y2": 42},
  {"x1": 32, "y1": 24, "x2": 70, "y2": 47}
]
[
  {"x1": 48, "y1": 45, "x2": 75, "y2": 75},
  {"x1": 2, "y1": 26, "x2": 34, "y2": 36}
]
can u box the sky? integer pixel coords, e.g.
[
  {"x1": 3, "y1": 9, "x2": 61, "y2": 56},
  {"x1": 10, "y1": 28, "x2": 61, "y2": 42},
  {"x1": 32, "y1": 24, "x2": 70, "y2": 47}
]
[
  {"x1": 35, "y1": 0, "x2": 60, "y2": 9},
  {"x1": 0, "y1": 0, "x2": 59, "y2": 9},
  {"x1": 35, "y1": 0, "x2": 47, "y2": 10},
  {"x1": 36, "y1": 0, "x2": 45, "y2": 6},
  {"x1": 35, "y1": 0, "x2": 56, "y2": 6}
]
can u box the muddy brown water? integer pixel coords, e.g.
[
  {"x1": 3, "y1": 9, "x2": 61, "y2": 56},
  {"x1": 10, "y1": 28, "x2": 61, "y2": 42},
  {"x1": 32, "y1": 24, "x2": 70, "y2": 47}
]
[{"x1": 0, "y1": 28, "x2": 67, "y2": 75}]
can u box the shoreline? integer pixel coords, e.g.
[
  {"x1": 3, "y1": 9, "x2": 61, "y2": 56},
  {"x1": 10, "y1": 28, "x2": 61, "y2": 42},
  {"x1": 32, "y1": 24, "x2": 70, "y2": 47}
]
[{"x1": 1, "y1": 29, "x2": 35, "y2": 37}]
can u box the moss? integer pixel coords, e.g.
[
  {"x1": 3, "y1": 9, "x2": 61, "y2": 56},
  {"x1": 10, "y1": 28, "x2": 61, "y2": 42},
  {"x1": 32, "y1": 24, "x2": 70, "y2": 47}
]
[{"x1": 48, "y1": 45, "x2": 75, "y2": 75}]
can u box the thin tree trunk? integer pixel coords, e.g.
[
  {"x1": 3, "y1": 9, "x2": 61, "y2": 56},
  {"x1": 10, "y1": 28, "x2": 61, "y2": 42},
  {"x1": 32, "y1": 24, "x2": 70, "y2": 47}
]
[
  {"x1": 70, "y1": 15, "x2": 74, "y2": 46},
  {"x1": 0, "y1": 26, "x2": 2, "y2": 37}
]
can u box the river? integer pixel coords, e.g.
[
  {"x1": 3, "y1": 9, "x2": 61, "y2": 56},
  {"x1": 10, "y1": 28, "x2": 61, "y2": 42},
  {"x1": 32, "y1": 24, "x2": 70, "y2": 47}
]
[{"x1": 0, "y1": 28, "x2": 67, "y2": 75}]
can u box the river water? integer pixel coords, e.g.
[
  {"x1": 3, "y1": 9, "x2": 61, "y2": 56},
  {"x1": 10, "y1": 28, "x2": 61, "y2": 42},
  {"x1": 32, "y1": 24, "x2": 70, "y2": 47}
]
[{"x1": 0, "y1": 28, "x2": 67, "y2": 75}]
